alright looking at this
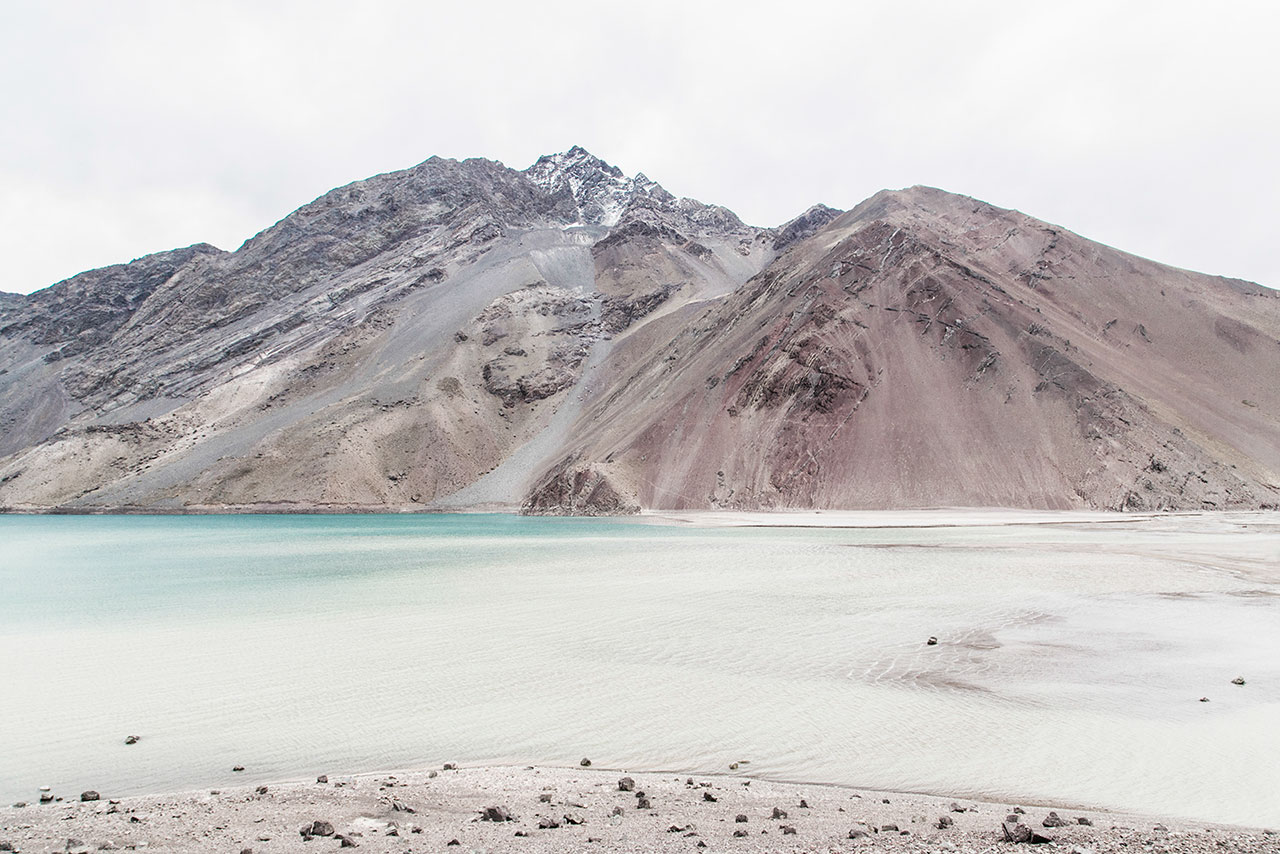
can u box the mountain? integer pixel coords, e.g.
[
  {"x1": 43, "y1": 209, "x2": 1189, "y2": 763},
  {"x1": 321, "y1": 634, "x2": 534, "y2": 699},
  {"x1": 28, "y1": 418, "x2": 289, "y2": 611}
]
[{"x1": 0, "y1": 150, "x2": 1277, "y2": 513}]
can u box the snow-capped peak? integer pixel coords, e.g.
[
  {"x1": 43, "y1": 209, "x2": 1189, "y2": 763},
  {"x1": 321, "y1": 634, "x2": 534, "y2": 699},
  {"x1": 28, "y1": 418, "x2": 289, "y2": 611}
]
[{"x1": 525, "y1": 147, "x2": 652, "y2": 227}]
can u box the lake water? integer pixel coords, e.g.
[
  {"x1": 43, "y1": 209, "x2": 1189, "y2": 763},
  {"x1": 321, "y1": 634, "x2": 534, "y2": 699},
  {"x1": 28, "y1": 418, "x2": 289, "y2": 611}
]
[{"x1": 1, "y1": 512, "x2": 1277, "y2": 826}]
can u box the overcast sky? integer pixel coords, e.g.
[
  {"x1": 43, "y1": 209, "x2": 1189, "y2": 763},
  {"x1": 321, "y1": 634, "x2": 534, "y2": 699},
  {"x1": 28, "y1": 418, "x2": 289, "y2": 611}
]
[{"x1": 2, "y1": 0, "x2": 1277, "y2": 294}]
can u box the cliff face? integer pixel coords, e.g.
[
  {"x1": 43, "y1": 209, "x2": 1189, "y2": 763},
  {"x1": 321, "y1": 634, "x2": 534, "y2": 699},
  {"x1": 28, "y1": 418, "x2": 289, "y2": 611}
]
[{"x1": 1, "y1": 154, "x2": 1277, "y2": 513}]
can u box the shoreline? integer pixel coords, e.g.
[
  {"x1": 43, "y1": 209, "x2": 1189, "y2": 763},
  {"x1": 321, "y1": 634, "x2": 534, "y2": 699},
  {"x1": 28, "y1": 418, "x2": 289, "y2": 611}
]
[{"x1": 3, "y1": 764, "x2": 1274, "y2": 853}]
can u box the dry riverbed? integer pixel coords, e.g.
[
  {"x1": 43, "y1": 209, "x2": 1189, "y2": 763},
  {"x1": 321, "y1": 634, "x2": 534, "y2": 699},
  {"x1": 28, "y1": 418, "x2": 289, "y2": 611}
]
[{"x1": 2, "y1": 765, "x2": 1275, "y2": 854}]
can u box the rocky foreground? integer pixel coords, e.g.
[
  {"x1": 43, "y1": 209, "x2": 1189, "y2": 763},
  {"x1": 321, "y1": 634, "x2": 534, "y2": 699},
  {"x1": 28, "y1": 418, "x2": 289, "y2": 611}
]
[{"x1": 2, "y1": 766, "x2": 1275, "y2": 854}]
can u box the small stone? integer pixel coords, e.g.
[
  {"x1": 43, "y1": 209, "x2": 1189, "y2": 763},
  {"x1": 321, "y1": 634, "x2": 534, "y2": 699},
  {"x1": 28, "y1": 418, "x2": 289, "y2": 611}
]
[
  {"x1": 1043, "y1": 811, "x2": 1069, "y2": 828},
  {"x1": 427, "y1": 770, "x2": 437, "y2": 778},
  {"x1": 735, "y1": 814, "x2": 748, "y2": 823},
  {"x1": 609, "y1": 806, "x2": 623, "y2": 816},
  {"x1": 337, "y1": 834, "x2": 357, "y2": 848},
  {"x1": 124, "y1": 736, "x2": 139, "y2": 745},
  {"x1": 950, "y1": 802, "x2": 967, "y2": 812},
  {"x1": 538, "y1": 817, "x2": 560, "y2": 829},
  {"x1": 1232, "y1": 676, "x2": 1246, "y2": 685},
  {"x1": 232, "y1": 766, "x2": 244, "y2": 772},
  {"x1": 733, "y1": 829, "x2": 748, "y2": 838},
  {"x1": 80, "y1": 791, "x2": 100, "y2": 802},
  {"x1": 316, "y1": 775, "x2": 328, "y2": 784},
  {"x1": 1153, "y1": 823, "x2": 1169, "y2": 832},
  {"x1": 636, "y1": 797, "x2": 651, "y2": 810},
  {"x1": 936, "y1": 815, "x2": 953, "y2": 829},
  {"x1": 442, "y1": 763, "x2": 456, "y2": 770},
  {"x1": 0, "y1": 843, "x2": 13, "y2": 852},
  {"x1": 563, "y1": 814, "x2": 585, "y2": 826},
  {"x1": 480, "y1": 806, "x2": 514, "y2": 822},
  {"x1": 239, "y1": 849, "x2": 252, "y2": 854},
  {"x1": 617, "y1": 777, "x2": 634, "y2": 792},
  {"x1": 11, "y1": 802, "x2": 24, "y2": 808},
  {"x1": 881, "y1": 798, "x2": 890, "y2": 804},
  {"x1": 514, "y1": 830, "x2": 528, "y2": 837},
  {"x1": 1199, "y1": 697, "x2": 1210, "y2": 702},
  {"x1": 927, "y1": 636, "x2": 938, "y2": 645},
  {"x1": 446, "y1": 840, "x2": 459, "y2": 847},
  {"x1": 1077, "y1": 817, "x2": 1093, "y2": 826},
  {"x1": 848, "y1": 829, "x2": 870, "y2": 839},
  {"x1": 1003, "y1": 822, "x2": 1032, "y2": 843},
  {"x1": 39, "y1": 793, "x2": 54, "y2": 803},
  {"x1": 728, "y1": 762, "x2": 738, "y2": 770},
  {"x1": 703, "y1": 791, "x2": 717, "y2": 802},
  {"x1": 771, "y1": 808, "x2": 787, "y2": 820},
  {"x1": 254, "y1": 786, "x2": 268, "y2": 795},
  {"x1": 881, "y1": 824, "x2": 898, "y2": 832},
  {"x1": 1013, "y1": 806, "x2": 1025, "y2": 814},
  {"x1": 781, "y1": 825, "x2": 797, "y2": 835},
  {"x1": 799, "y1": 799, "x2": 809, "y2": 808},
  {"x1": 579, "y1": 758, "x2": 592, "y2": 767},
  {"x1": 539, "y1": 793, "x2": 552, "y2": 803},
  {"x1": 308, "y1": 821, "x2": 335, "y2": 837}
]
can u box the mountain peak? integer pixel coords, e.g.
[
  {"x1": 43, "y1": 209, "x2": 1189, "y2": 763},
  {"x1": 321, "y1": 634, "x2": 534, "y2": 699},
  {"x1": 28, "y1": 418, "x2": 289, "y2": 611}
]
[{"x1": 524, "y1": 147, "x2": 635, "y2": 226}]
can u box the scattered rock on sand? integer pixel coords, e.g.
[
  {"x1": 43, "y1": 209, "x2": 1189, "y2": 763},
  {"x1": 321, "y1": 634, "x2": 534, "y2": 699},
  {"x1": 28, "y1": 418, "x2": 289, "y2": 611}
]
[
  {"x1": 950, "y1": 801, "x2": 967, "y2": 812},
  {"x1": 771, "y1": 807, "x2": 787, "y2": 820},
  {"x1": 735, "y1": 814, "x2": 748, "y2": 823},
  {"x1": 848, "y1": 828, "x2": 870, "y2": 839},
  {"x1": 480, "y1": 806, "x2": 514, "y2": 822},
  {"x1": 703, "y1": 791, "x2": 717, "y2": 802},
  {"x1": 442, "y1": 763, "x2": 457, "y2": 770},
  {"x1": 580, "y1": 758, "x2": 592, "y2": 767},
  {"x1": 881, "y1": 824, "x2": 899, "y2": 832},
  {"x1": 79, "y1": 791, "x2": 100, "y2": 802},
  {"x1": 336, "y1": 833, "x2": 357, "y2": 847},
  {"x1": 1077, "y1": 816, "x2": 1094, "y2": 826},
  {"x1": 781, "y1": 825, "x2": 797, "y2": 835},
  {"x1": 927, "y1": 636, "x2": 938, "y2": 645},
  {"x1": 316, "y1": 775, "x2": 328, "y2": 784},
  {"x1": 937, "y1": 815, "x2": 954, "y2": 828},
  {"x1": 124, "y1": 736, "x2": 139, "y2": 745},
  {"x1": 1044, "y1": 811, "x2": 1070, "y2": 827},
  {"x1": 1003, "y1": 822, "x2": 1032, "y2": 843},
  {"x1": 733, "y1": 829, "x2": 749, "y2": 838},
  {"x1": 618, "y1": 776, "x2": 635, "y2": 792},
  {"x1": 636, "y1": 797, "x2": 651, "y2": 810},
  {"x1": 232, "y1": 766, "x2": 244, "y2": 772},
  {"x1": 1232, "y1": 677, "x2": 1246, "y2": 685},
  {"x1": 254, "y1": 786, "x2": 268, "y2": 795},
  {"x1": 538, "y1": 817, "x2": 560, "y2": 829}
]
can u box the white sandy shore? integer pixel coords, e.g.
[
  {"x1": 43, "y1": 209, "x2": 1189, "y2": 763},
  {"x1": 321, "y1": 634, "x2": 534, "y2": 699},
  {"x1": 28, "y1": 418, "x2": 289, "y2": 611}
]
[
  {"x1": 640, "y1": 507, "x2": 1276, "y2": 529},
  {"x1": 2, "y1": 765, "x2": 1275, "y2": 854}
]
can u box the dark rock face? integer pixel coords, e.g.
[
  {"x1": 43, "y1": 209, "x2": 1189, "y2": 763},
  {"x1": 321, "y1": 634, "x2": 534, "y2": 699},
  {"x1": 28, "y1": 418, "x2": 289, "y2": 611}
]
[{"x1": 522, "y1": 462, "x2": 639, "y2": 516}]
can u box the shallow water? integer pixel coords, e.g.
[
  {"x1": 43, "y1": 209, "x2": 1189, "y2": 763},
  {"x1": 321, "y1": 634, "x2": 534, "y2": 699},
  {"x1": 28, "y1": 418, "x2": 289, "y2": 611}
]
[{"x1": 1, "y1": 513, "x2": 1277, "y2": 825}]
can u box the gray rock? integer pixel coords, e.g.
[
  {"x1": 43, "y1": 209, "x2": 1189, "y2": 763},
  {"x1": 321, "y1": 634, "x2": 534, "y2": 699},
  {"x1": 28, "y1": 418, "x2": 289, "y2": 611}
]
[
  {"x1": 781, "y1": 825, "x2": 797, "y2": 835},
  {"x1": 579, "y1": 757, "x2": 591, "y2": 767},
  {"x1": 123, "y1": 736, "x2": 139, "y2": 745},
  {"x1": 771, "y1": 807, "x2": 787, "y2": 820},
  {"x1": 538, "y1": 817, "x2": 560, "y2": 829},
  {"x1": 315, "y1": 775, "x2": 328, "y2": 784},
  {"x1": 937, "y1": 815, "x2": 953, "y2": 829},
  {"x1": 735, "y1": 814, "x2": 748, "y2": 823},
  {"x1": 480, "y1": 806, "x2": 514, "y2": 822},
  {"x1": 1003, "y1": 822, "x2": 1032, "y2": 843},
  {"x1": 1077, "y1": 817, "x2": 1093, "y2": 826},
  {"x1": 1043, "y1": 811, "x2": 1069, "y2": 827},
  {"x1": 880, "y1": 824, "x2": 898, "y2": 832},
  {"x1": 848, "y1": 829, "x2": 870, "y2": 839},
  {"x1": 301, "y1": 821, "x2": 334, "y2": 838},
  {"x1": 1232, "y1": 676, "x2": 1246, "y2": 685},
  {"x1": 79, "y1": 791, "x2": 100, "y2": 802},
  {"x1": 617, "y1": 776, "x2": 634, "y2": 792}
]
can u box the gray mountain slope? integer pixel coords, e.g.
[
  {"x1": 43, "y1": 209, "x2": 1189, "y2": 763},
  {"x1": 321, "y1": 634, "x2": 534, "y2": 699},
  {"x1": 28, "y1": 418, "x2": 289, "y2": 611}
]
[{"x1": 1, "y1": 154, "x2": 1276, "y2": 513}]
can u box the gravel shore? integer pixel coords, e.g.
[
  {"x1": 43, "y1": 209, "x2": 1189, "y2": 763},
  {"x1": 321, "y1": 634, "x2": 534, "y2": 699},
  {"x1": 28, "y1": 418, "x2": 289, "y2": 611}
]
[{"x1": 2, "y1": 765, "x2": 1275, "y2": 854}]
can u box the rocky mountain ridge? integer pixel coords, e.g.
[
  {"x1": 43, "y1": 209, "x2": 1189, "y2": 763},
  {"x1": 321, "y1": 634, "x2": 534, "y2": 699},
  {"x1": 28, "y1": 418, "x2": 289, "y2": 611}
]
[{"x1": 1, "y1": 150, "x2": 1277, "y2": 513}]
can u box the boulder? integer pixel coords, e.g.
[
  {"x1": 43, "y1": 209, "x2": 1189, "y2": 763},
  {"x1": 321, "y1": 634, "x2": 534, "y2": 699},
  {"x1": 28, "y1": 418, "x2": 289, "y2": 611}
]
[{"x1": 79, "y1": 791, "x2": 100, "y2": 802}]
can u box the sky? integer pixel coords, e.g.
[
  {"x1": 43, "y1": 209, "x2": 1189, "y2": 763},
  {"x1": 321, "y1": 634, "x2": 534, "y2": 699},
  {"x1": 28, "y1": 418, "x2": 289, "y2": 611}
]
[{"x1": 2, "y1": 0, "x2": 1277, "y2": 294}]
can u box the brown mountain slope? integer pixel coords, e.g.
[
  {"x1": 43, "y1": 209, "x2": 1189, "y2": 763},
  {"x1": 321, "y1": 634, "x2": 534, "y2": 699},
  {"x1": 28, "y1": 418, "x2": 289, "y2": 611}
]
[{"x1": 525, "y1": 187, "x2": 1280, "y2": 512}]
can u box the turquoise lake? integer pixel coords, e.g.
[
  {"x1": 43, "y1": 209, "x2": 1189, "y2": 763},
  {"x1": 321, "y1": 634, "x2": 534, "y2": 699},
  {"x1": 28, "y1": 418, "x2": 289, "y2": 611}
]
[{"x1": 1, "y1": 512, "x2": 1277, "y2": 826}]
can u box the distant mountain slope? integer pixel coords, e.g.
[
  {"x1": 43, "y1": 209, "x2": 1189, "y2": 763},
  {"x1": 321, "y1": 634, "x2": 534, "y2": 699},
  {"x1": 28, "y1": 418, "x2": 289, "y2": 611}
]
[{"x1": 0, "y1": 153, "x2": 1276, "y2": 513}]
